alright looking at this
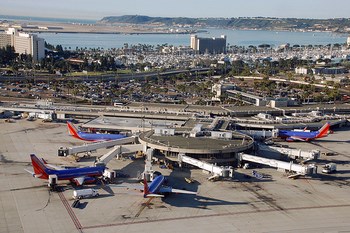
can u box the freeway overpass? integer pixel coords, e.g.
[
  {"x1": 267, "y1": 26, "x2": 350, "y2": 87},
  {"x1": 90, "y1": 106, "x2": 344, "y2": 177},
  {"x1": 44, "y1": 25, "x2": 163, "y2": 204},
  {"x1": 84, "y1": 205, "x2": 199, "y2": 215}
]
[{"x1": 0, "y1": 68, "x2": 211, "y2": 82}]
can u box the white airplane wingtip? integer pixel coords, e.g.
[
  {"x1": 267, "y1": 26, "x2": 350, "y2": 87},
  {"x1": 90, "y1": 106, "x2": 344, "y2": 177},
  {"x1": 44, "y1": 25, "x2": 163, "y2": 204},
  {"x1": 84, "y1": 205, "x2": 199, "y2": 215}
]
[
  {"x1": 171, "y1": 188, "x2": 198, "y2": 195},
  {"x1": 146, "y1": 194, "x2": 164, "y2": 198}
]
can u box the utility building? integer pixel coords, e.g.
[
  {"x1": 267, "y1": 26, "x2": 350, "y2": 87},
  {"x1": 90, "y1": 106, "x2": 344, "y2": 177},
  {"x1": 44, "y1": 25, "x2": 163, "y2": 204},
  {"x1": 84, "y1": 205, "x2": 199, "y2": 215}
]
[
  {"x1": 0, "y1": 28, "x2": 45, "y2": 61},
  {"x1": 190, "y1": 34, "x2": 227, "y2": 54}
]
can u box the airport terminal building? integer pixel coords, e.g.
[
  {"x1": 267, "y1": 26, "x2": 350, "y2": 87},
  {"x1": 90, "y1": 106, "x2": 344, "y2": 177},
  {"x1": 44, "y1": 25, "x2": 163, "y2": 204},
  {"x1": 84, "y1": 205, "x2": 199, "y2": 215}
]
[
  {"x1": 138, "y1": 128, "x2": 254, "y2": 165},
  {"x1": 82, "y1": 116, "x2": 254, "y2": 166}
]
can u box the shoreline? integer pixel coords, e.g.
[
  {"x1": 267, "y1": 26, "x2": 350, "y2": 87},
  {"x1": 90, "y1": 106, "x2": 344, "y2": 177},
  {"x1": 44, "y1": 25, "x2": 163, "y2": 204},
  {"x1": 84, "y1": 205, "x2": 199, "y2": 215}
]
[
  {"x1": 26, "y1": 30, "x2": 196, "y2": 35},
  {"x1": 1, "y1": 18, "x2": 349, "y2": 36},
  {"x1": 21, "y1": 25, "x2": 350, "y2": 35},
  {"x1": 6, "y1": 28, "x2": 347, "y2": 37},
  {"x1": 0, "y1": 19, "x2": 197, "y2": 35}
]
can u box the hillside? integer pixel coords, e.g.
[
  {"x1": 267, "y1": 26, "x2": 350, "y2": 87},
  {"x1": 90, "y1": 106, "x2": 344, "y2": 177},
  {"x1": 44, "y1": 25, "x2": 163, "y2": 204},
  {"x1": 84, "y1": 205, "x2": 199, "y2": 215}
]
[{"x1": 99, "y1": 15, "x2": 350, "y2": 33}]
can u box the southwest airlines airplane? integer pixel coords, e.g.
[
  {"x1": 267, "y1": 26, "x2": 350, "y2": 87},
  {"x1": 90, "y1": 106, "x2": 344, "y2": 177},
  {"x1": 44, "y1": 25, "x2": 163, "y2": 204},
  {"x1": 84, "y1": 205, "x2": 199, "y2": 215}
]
[
  {"x1": 278, "y1": 122, "x2": 330, "y2": 142},
  {"x1": 67, "y1": 121, "x2": 126, "y2": 142},
  {"x1": 26, "y1": 154, "x2": 105, "y2": 185},
  {"x1": 143, "y1": 175, "x2": 197, "y2": 198}
]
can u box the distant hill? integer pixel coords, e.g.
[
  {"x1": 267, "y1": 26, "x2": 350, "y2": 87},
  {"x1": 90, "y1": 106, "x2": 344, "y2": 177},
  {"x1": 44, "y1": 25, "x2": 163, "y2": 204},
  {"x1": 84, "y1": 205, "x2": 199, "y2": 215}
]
[
  {"x1": 100, "y1": 15, "x2": 197, "y2": 25},
  {"x1": 99, "y1": 15, "x2": 350, "y2": 33}
]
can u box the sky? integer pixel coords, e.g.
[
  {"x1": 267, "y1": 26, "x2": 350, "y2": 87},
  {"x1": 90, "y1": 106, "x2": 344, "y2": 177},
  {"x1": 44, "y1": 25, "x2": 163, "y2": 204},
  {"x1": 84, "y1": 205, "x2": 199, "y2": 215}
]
[{"x1": 1, "y1": 0, "x2": 350, "y2": 20}]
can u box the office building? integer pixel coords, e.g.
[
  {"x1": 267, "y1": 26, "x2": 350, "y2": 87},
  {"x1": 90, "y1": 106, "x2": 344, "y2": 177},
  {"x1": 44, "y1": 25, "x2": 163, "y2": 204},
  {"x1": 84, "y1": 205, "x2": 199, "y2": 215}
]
[
  {"x1": 0, "y1": 28, "x2": 45, "y2": 61},
  {"x1": 190, "y1": 34, "x2": 227, "y2": 54},
  {"x1": 0, "y1": 33, "x2": 12, "y2": 49}
]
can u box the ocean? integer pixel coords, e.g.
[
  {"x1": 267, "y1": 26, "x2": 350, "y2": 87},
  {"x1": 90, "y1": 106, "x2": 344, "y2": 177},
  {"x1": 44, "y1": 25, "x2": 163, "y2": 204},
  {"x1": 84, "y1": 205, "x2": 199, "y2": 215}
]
[
  {"x1": 1, "y1": 15, "x2": 347, "y2": 49},
  {"x1": 36, "y1": 29, "x2": 348, "y2": 50}
]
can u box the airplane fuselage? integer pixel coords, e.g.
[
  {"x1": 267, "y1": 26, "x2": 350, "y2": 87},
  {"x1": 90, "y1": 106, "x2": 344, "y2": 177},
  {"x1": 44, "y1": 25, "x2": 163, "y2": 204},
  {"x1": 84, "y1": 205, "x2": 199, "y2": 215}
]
[
  {"x1": 148, "y1": 175, "x2": 166, "y2": 194},
  {"x1": 278, "y1": 130, "x2": 318, "y2": 140},
  {"x1": 46, "y1": 166, "x2": 105, "y2": 180},
  {"x1": 30, "y1": 154, "x2": 105, "y2": 182},
  {"x1": 67, "y1": 122, "x2": 126, "y2": 142},
  {"x1": 277, "y1": 122, "x2": 330, "y2": 142},
  {"x1": 77, "y1": 131, "x2": 126, "y2": 141}
]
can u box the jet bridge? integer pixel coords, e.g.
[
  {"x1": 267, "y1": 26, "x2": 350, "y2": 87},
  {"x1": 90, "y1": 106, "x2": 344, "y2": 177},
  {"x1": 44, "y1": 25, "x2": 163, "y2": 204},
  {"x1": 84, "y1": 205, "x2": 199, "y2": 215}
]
[
  {"x1": 238, "y1": 153, "x2": 317, "y2": 175},
  {"x1": 177, "y1": 153, "x2": 234, "y2": 178},
  {"x1": 258, "y1": 144, "x2": 320, "y2": 160},
  {"x1": 58, "y1": 136, "x2": 137, "y2": 157},
  {"x1": 95, "y1": 144, "x2": 143, "y2": 166}
]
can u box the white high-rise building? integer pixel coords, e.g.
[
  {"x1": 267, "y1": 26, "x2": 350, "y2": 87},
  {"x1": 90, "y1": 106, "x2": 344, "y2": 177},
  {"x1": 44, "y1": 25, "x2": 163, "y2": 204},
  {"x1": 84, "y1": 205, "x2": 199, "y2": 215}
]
[
  {"x1": 190, "y1": 34, "x2": 198, "y2": 51},
  {"x1": 0, "y1": 28, "x2": 45, "y2": 61},
  {"x1": 190, "y1": 34, "x2": 226, "y2": 54},
  {"x1": 347, "y1": 36, "x2": 350, "y2": 46}
]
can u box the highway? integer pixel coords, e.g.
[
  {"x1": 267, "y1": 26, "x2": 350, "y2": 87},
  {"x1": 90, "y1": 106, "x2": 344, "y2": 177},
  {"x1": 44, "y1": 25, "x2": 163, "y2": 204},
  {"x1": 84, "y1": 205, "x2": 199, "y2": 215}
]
[{"x1": 0, "y1": 67, "x2": 210, "y2": 82}]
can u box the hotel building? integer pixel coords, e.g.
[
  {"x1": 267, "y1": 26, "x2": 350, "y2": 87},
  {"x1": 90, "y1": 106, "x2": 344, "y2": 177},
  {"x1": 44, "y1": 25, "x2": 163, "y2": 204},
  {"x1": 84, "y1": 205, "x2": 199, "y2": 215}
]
[
  {"x1": 0, "y1": 28, "x2": 45, "y2": 62},
  {"x1": 190, "y1": 34, "x2": 227, "y2": 54}
]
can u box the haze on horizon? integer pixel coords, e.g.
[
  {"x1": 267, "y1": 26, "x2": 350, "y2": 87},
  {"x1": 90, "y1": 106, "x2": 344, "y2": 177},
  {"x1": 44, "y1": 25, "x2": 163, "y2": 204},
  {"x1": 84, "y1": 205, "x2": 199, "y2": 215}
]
[{"x1": 1, "y1": 0, "x2": 350, "y2": 21}]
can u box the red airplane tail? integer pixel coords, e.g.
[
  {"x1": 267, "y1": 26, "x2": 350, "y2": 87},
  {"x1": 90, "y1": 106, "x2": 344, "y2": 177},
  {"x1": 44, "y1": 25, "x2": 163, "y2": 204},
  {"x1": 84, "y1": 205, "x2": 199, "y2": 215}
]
[
  {"x1": 67, "y1": 122, "x2": 80, "y2": 139},
  {"x1": 143, "y1": 177, "x2": 150, "y2": 198},
  {"x1": 30, "y1": 154, "x2": 49, "y2": 179},
  {"x1": 316, "y1": 122, "x2": 330, "y2": 138}
]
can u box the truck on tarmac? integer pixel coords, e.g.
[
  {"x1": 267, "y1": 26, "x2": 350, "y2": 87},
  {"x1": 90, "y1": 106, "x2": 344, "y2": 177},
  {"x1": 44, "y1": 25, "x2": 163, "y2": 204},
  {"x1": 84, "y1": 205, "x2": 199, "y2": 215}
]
[
  {"x1": 73, "y1": 188, "x2": 99, "y2": 199},
  {"x1": 322, "y1": 163, "x2": 337, "y2": 174}
]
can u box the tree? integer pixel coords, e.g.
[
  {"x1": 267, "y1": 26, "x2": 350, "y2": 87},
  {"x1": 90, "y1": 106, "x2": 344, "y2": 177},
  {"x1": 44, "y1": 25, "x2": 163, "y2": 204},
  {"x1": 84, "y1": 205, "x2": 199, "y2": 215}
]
[
  {"x1": 66, "y1": 80, "x2": 75, "y2": 100},
  {"x1": 0, "y1": 45, "x2": 17, "y2": 66},
  {"x1": 230, "y1": 60, "x2": 245, "y2": 75},
  {"x1": 55, "y1": 45, "x2": 64, "y2": 53}
]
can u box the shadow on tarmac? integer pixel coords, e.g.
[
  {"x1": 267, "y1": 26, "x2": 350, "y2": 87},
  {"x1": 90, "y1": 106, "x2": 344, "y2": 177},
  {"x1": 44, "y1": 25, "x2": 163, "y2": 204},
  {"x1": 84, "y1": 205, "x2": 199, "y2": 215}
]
[
  {"x1": 162, "y1": 193, "x2": 248, "y2": 209},
  {"x1": 312, "y1": 173, "x2": 350, "y2": 183}
]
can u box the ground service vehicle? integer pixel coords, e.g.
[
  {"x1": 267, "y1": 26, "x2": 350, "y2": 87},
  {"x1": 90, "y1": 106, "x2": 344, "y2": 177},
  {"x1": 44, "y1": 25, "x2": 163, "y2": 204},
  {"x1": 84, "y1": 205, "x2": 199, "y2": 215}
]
[
  {"x1": 73, "y1": 188, "x2": 99, "y2": 199},
  {"x1": 322, "y1": 163, "x2": 337, "y2": 174}
]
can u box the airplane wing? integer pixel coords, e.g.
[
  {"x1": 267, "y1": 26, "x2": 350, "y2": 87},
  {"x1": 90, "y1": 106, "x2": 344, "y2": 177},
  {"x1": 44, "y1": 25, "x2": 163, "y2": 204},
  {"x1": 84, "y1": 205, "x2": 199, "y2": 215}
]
[
  {"x1": 45, "y1": 164, "x2": 65, "y2": 170},
  {"x1": 72, "y1": 177, "x2": 86, "y2": 186},
  {"x1": 170, "y1": 188, "x2": 197, "y2": 195},
  {"x1": 145, "y1": 193, "x2": 164, "y2": 197},
  {"x1": 40, "y1": 158, "x2": 66, "y2": 170},
  {"x1": 109, "y1": 183, "x2": 143, "y2": 190},
  {"x1": 159, "y1": 186, "x2": 197, "y2": 195},
  {"x1": 287, "y1": 136, "x2": 308, "y2": 142}
]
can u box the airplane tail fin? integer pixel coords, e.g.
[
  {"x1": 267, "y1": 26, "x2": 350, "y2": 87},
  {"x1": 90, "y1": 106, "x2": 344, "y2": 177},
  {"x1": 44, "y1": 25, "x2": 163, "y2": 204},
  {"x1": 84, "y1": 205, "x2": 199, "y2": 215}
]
[
  {"x1": 30, "y1": 154, "x2": 49, "y2": 179},
  {"x1": 143, "y1": 177, "x2": 150, "y2": 198},
  {"x1": 143, "y1": 177, "x2": 164, "y2": 198},
  {"x1": 67, "y1": 122, "x2": 81, "y2": 139},
  {"x1": 316, "y1": 122, "x2": 330, "y2": 138}
]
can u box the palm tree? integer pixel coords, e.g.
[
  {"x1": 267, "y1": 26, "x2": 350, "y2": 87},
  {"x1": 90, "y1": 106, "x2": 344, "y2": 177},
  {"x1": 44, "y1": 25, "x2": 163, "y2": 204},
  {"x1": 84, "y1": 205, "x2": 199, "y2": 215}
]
[{"x1": 66, "y1": 80, "x2": 75, "y2": 102}]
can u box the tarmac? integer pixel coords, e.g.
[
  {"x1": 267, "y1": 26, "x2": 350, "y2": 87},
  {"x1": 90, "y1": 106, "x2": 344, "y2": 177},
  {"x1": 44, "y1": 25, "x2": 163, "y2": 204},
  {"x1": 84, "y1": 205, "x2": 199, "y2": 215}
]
[{"x1": 1, "y1": 119, "x2": 350, "y2": 233}]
